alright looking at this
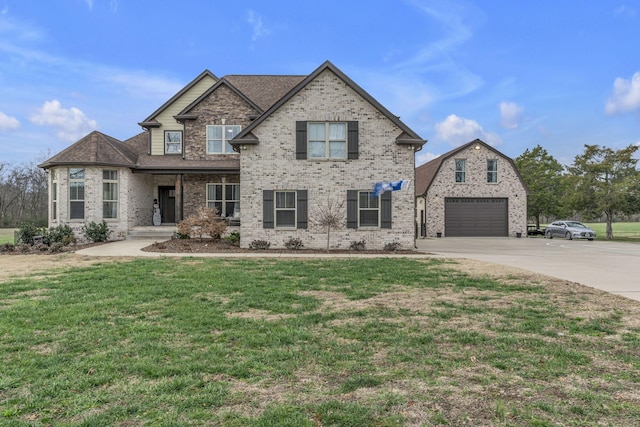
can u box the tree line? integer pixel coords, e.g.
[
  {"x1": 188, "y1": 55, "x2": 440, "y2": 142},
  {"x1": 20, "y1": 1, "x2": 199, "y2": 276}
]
[
  {"x1": 515, "y1": 144, "x2": 640, "y2": 240},
  {"x1": 0, "y1": 159, "x2": 48, "y2": 227}
]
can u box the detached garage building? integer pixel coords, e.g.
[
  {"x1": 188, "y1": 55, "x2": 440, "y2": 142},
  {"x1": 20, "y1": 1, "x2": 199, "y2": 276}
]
[{"x1": 416, "y1": 139, "x2": 528, "y2": 238}]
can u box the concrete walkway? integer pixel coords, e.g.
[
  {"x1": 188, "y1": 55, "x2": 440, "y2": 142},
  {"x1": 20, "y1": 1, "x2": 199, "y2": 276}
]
[{"x1": 76, "y1": 237, "x2": 640, "y2": 302}]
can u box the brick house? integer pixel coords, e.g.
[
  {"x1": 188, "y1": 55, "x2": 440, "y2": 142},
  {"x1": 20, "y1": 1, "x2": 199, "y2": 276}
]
[
  {"x1": 415, "y1": 139, "x2": 528, "y2": 238},
  {"x1": 39, "y1": 61, "x2": 426, "y2": 249}
]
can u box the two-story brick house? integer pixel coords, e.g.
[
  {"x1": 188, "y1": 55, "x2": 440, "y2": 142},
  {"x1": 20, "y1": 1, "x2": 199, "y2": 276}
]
[{"x1": 39, "y1": 61, "x2": 426, "y2": 249}]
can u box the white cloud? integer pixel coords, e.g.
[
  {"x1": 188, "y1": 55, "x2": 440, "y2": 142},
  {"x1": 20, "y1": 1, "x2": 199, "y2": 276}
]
[
  {"x1": 613, "y1": 4, "x2": 636, "y2": 17},
  {"x1": 499, "y1": 101, "x2": 524, "y2": 129},
  {"x1": 0, "y1": 112, "x2": 20, "y2": 131},
  {"x1": 30, "y1": 100, "x2": 97, "y2": 142},
  {"x1": 605, "y1": 72, "x2": 640, "y2": 115},
  {"x1": 247, "y1": 10, "x2": 270, "y2": 42},
  {"x1": 435, "y1": 114, "x2": 502, "y2": 147},
  {"x1": 416, "y1": 151, "x2": 440, "y2": 167}
]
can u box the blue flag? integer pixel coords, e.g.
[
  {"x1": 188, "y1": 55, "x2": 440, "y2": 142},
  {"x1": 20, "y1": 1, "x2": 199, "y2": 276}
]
[{"x1": 372, "y1": 180, "x2": 411, "y2": 197}]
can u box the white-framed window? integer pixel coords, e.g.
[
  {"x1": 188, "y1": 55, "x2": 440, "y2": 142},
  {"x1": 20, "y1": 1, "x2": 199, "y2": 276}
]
[
  {"x1": 206, "y1": 125, "x2": 241, "y2": 154},
  {"x1": 206, "y1": 183, "x2": 240, "y2": 217},
  {"x1": 103, "y1": 169, "x2": 118, "y2": 219},
  {"x1": 69, "y1": 168, "x2": 85, "y2": 220},
  {"x1": 165, "y1": 131, "x2": 183, "y2": 154},
  {"x1": 308, "y1": 122, "x2": 347, "y2": 159},
  {"x1": 487, "y1": 159, "x2": 498, "y2": 183},
  {"x1": 358, "y1": 191, "x2": 379, "y2": 227},
  {"x1": 455, "y1": 159, "x2": 466, "y2": 183},
  {"x1": 275, "y1": 190, "x2": 296, "y2": 227},
  {"x1": 51, "y1": 169, "x2": 57, "y2": 220}
]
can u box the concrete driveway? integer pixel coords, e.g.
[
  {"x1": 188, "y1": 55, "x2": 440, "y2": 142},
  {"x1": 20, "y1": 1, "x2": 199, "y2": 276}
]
[{"x1": 416, "y1": 237, "x2": 640, "y2": 302}]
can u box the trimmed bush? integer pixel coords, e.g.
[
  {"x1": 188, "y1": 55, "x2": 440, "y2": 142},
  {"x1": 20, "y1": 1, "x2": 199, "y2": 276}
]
[
  {"x1": 383, "y1": 242, "x2": 401, "y2": 252},
  {"x1": 45, "y1": 224, "x2": 76, "y2": 246},
  {"x1": 349, "y1": 239, "x2": 366, "y2": 251},
  {"x1": 82, "y1": 221, "x2": 112, "y2": 243},
  {"x1": 284, "y1": 237, "x2": 304, "y2": 250},
  {"x1": 223, "y1": 231, "x2": 240, "y2": 245},
  {"x1": 16, "y1": 221, "x2": 46, "y2": 245},
  {"x1": 249, "y1": 239, "x2": 271, "y2": 250},
  {"x1": 177, "y1": 207, "x2": 227, "y2": 241}
]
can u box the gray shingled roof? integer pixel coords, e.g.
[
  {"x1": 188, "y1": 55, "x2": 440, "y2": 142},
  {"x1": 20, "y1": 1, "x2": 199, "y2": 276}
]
[
  {"x1": 224, "y1": 75, "x2": 306, "y2": 111},
  {"x1": 415, "y1": 139, "x2": 529, "y2": 197}
]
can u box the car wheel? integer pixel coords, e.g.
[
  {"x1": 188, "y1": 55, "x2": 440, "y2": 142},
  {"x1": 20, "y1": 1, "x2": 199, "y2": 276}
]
[
  {"x1": 546, "y1": 230, "x2": 553, "y2": 239},
  {"x1": 565, "y1": 231, "x2": 572, "y2": 240},
  {"x1": 588, "y1": 238, "x2": 594, "y2": 241}
]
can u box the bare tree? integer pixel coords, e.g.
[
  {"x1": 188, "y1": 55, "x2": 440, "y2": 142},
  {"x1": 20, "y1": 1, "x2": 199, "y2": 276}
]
[{"x1": 311, "y1": 196, "x2": 345, "y2": 251}]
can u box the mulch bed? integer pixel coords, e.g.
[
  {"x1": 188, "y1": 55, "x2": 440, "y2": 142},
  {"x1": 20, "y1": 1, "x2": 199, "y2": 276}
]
[{"x1": 142, "y1": 238, "x2": 420, "y2": 255}]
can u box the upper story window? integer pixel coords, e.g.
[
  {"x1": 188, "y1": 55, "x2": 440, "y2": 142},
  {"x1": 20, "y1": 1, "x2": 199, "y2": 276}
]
[
  {"x1": 308, "y1": 122, "x2": 347, "y2": 159},
  {"x1": 69, "y1": 168, "x2": 85, "y2": 220},
  {"x1": 207, "y1": 125, "x2": 241, "y2": 154},
  {"x1": 487, "y1": 159, "x2": 498, "y2": 183},
  {"x1": 455, "y1": 159, "x2": 466, "y2": 183},
  {"x1": 165, "y1": 131, "x2": 183, "y2": 154},
  {"x1": 103, "y1": 170, "x2": 118, "y2": 219}
]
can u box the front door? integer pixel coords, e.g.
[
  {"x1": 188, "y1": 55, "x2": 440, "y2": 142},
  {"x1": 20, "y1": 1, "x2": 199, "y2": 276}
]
[{"x1": 158, "y1": 186, "x2": 176, "y2": 223}]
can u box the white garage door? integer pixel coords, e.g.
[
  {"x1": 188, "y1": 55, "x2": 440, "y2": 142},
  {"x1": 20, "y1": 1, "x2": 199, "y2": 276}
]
[{"x1": 445, "y1": 198, "x2": 508, "y2": 237}]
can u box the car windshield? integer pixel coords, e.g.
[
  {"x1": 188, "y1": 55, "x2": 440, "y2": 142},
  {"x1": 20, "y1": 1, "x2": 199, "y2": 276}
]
[{"x1": 566, "y1": 221, "x2": 586, "y2": 228}]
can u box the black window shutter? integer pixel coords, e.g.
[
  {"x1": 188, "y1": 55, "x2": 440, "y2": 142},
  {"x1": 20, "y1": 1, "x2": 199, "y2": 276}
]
[
  {"x1": 347, "y1": 121, "x2": 359, "y2": 159},
  {"x1": 263, "y1": 190, "x2": 274, "y2": 229},
  {"x1": 296, "y1": 121, "x2": 307, "y2": 160},
  {"x1": 381, "y1": 191, "x2": 392, "y2": 229},
  {"x1": 347, "y1": 190, "x2": 358, "y2": 229},
  {"x1": 296, "y1": 190, "x2": 308, "y2": 229}
]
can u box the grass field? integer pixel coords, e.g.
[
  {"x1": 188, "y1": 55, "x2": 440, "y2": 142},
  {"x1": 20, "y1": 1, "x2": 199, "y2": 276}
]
[
  {"x1": 0, "y1": 228, "x2": 16, "y2": 244},
  {"x1": 1, "y1": 257, "x2": 639, "y2": 426},
  {"x1": 583, "y1": 222, "x2": 640, "y2": 242}
]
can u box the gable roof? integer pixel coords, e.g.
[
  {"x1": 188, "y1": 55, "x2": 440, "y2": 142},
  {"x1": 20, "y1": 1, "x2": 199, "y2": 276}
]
[
  {"x1": 138, "y1": 69, "x2": 218, "y2": 127},
  {"x1": 232, "y1": 61, "x2": 426, "y2": 149},
  {"x1": 415, "y1": 139, "x2": 529, "y2": 196},
  {"x1": 38, "y1": 131, "x2": 138, "y2": 169}
]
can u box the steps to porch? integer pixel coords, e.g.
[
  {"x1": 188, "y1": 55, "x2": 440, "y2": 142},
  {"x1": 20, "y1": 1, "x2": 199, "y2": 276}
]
[{"x1": 126, "y1": 226, "x2": 177, "y2": 241}]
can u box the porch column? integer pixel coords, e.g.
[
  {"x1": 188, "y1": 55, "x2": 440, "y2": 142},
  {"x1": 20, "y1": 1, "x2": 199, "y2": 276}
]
[{"x1": 175, "y1": 174, "x2": 183, "y2": 222}]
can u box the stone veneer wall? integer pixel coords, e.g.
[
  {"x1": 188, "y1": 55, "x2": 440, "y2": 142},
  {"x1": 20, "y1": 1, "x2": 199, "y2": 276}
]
[
  {"x1": 183, "y1": 84, "x2": 257, "y2": 161},
  {"x1": 421, "y1": 144, "x2": 527, "y2": 237},
  {"x1": 238, "y1": 69, "x2": 417, "y2": 250},
  {"x1": 182, "y1": 174, "x2": 240, "y2": 219}
]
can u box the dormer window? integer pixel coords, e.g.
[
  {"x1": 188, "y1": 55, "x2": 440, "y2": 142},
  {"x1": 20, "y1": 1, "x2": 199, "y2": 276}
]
[
  {"x1": 207, "y1": 125, "x2": 241, "y2": 154},
  {"x1": 165, "y1": 131, "x2": 183, "y2": 154}
]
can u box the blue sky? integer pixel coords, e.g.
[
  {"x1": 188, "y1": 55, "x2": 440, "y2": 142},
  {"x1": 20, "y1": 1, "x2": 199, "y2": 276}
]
[{"x1": 1, "y1": 0, "x2": 639, "y2": 167}]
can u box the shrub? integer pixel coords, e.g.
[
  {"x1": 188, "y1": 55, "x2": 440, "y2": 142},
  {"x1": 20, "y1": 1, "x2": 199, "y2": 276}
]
[
  {"x1": 284, "y1": 237, "x2": 304, "y2": 250},
  {"x1": 223, "y1": 231, "x2": 240, "y2": 245},
  {"x1": 383, "y1": 242, "x2": 401, "y2": 252},
  {"x1": 82, "y1": 221, "x2": 112, "y2": 243},
  {"x1": 177, "y1": 207, "x2": 227, "y2": 241},
  {"x1": 0, "y1": 243, "x2": 15, "y2": 253},
  {"x1": 175, "y1": 232, "x2": 191, "y2": 239},
  {"x1": 349, "y1": 239, "x2": 366, "y2": 251},
  {"x1": 249, "y1": 239, "x2": 271, "y2": 250},
  {"x1": 16, "y1": 221, "x2": 46, "y2": 245},
  {"x1": 48, "y1": 242, "x2": 66, "y2": 253},
  {"x1": 45, "y1": 224, "x2": 75, "y2": 246}
]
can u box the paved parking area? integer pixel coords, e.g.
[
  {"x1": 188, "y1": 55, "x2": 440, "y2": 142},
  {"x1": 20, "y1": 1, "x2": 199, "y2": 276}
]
[{"x1": 416, "y1": 237, "x2": 640, "y2": 302}]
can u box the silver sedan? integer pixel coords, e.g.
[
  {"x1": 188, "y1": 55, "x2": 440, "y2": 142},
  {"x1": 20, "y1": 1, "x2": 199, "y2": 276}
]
[{"x1": 545, "y1": 220, "x2": 596, "y2": 241}]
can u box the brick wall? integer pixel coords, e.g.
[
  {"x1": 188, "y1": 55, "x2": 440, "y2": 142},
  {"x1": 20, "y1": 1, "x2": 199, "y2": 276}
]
[
  {"x1": 238, "y1": 69, "x2": 417, "y2": 250},
  {"x1": 421, "y1": 144, "x2": 527, "y2": 237}
]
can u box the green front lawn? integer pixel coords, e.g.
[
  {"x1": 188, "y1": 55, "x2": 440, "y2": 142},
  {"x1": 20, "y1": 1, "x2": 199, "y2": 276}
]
[
  {"x1": 2, "y1": 257, "x2": 640, "y2": 425},
  {"x1": 0, "y1": 228, "x2": 16, "y2": 244},
  {"x1": 583, "y1": 222, "x2": 640, "y2": 242}
]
